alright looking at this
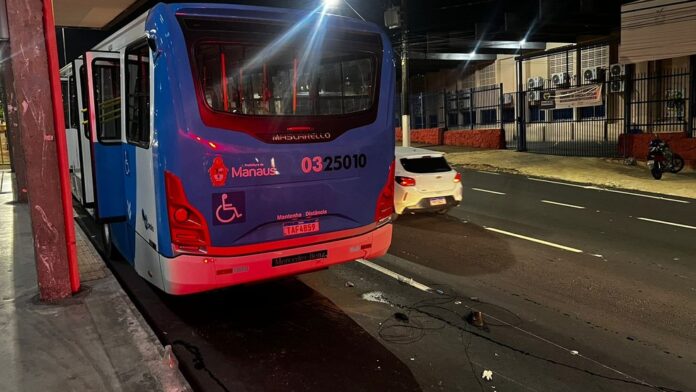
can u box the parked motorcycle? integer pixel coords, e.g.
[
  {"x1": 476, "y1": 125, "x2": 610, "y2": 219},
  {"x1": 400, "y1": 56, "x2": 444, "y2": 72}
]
[{"x1": 646, "y1": 138, "x2": 684, "y2": 180}]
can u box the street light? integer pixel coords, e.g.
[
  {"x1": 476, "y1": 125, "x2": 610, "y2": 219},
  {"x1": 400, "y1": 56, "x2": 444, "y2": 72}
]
[{"x1": 323, "y1": 0, "x2": 340, "y2": 8}]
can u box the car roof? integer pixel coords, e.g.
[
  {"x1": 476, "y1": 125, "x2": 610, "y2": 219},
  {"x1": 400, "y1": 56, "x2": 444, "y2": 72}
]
[{"x1": 395, "y1": 146, "x2": 446, "y2": 159}]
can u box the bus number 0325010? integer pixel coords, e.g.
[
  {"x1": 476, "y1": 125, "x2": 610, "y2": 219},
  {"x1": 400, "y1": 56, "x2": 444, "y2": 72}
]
[{"x1": 301, "y1": 154, "x2": 367, "y2": 173}]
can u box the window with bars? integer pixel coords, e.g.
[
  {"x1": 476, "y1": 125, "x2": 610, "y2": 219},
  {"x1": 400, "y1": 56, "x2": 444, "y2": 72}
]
[
  {"x1": 548, "y1": 52, "x2": 575, "y2": 78},
  {"x1": 580, "y1": 46, "x2": 609, "y2": 70},
  {"x1": 478, "y1": 63, "x2": 496, "y2": 87},
  {"x1": 459, "y1": 73, "x2": 475, "y2": 90}
]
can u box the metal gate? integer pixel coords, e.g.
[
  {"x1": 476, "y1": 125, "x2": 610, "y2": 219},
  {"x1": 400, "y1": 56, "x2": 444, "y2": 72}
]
[{"x1": 518, "y1": 78, "x2": 624, "y2": 157}]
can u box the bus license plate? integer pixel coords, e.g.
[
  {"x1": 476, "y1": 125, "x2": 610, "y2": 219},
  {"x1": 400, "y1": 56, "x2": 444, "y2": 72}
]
[
  {"x1": 430, "y1": 197, "x2": 447, "y2": 206},
  {"x1": 283, "y1": 220, "x2": 320, "y2": 237}
]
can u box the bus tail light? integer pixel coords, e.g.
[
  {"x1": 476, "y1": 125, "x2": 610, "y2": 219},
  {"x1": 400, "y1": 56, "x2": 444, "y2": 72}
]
[
  {"x1": 395, "y1": 176, "x2": 416, "y2": 186},
  {"x1": 164, "y1": 171, "x2": 211, "y2": 254},
  {"x1": 375, "y1": 161, "x2": 395, "y2": 225}
]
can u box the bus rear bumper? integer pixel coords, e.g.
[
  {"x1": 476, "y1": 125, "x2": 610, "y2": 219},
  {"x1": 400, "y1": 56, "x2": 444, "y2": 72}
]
[{"x1": 159, "y1": 224, "x2": 392, "y2": 295}]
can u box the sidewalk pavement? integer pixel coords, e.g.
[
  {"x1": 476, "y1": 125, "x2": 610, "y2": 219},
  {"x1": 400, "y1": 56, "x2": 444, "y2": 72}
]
[
  {"x1": 0, "y1": 171, "x2": 191, "y2": 392},
  {"x1": 417, "y1": 145, "x2": 696, "y2": 200}
]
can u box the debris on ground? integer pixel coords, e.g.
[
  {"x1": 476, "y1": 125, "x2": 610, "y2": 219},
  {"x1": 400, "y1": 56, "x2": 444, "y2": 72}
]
[
  {"x1": 570, "y1": 350, "x2": 579, "y2": 356},
  {"x1": 345, "y1": 281, "x2": 355, "y2": 288},
  {"x1": 482, "y1": 370, "x2": 493, "y2": 381},
  {"x1": 361, "y1": 291, "x2": 390, "y2": 304},
  {"x1": 454, "y1": 300, "x2": 462, "y2": 305},
  {"x1": 466, "y1": 310, "x2": 486, "y2": 329},
  {"x1": 394, "y1": 312, "x2": 410, "y2": 322}
]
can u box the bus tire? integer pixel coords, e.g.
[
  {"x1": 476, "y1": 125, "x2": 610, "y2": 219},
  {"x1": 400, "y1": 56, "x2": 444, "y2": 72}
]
[{"x1": 101, "y1": 223, "x2": 114, "y2": 259}]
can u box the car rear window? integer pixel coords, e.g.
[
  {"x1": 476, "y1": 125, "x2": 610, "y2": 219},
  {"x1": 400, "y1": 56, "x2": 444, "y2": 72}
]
[{"x1": 400, "y1": 156, "x2": 451, "y2": 173}]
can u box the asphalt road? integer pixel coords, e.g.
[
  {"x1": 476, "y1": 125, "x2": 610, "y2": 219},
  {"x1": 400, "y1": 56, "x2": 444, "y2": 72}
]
[{"x1": 77, "y1": 168, "x2": 696, "y2": 392}]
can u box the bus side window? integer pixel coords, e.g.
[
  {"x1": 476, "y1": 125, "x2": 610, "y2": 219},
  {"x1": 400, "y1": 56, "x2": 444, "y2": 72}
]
[
  {"x1": 79, "y1": 65, "x2": 91, "y2": 139},
  {"x1": 125, "y1": 41, "x2": 150, "y2": 148},
  {"x1": 69, "y1": 75, "x2": 79, "y2": 129},
  {"x1": 92, "y1": 59, "x2": 122, "y2": 143},
  {"x1": 61, "y1": 80, "x2": 70, "y2": 129}
]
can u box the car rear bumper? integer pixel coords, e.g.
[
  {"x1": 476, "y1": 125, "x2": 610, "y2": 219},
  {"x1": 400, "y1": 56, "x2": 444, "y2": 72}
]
[
  {"x1": 159, "y1": 224, "x2": 392, "y2": 295},
  {"x1": 395, "y1": 184, "x2": 463, "y2": 214},
  {"x1": 401, "y1": 196, "x2": 461, "y2": 213}
]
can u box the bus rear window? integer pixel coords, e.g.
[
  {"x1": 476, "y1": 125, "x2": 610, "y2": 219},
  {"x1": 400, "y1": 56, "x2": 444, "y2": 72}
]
[
  {"x1": 181, "y1": 17, "x2": 380, "y2": 117},
  {"x1": 400, "y1": 157, "x2": 452, "y2": 173}
]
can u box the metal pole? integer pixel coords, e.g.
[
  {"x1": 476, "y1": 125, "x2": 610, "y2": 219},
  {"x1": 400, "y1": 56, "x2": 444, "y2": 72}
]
[
  {"x1": 623, "y1": 64, "x2": 634, "y2": 136},
  {"x1": 688, "y1": 55, "x2": 696, "y2": 137},
  {"x1": 469, "y1": 87, "x2": 474, "y2": 130},
  {"x1": 443, "y1": 90, "x2": 448, "y2": 130},
  {"x1": 4, "y1": 0, "x2": 79, "y2": 300},
  {"x1": 516, "y1": 59, "x2": 527, "y2": 151},
  {"x1": 400, "y1": 0, "x2": 410, "y2": 147},
  {"x1": 499, "y1": 83, "x2": 504, "y2": 134}
]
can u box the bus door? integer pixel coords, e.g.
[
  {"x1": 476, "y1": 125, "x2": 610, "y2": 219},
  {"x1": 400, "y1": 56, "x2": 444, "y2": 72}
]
[
  {"x1": 73, "y1": 57, "x2": 96, "y2": 207},
  {"x1": 84, "y1": 51, "x2": 127, "y2": 221},
  {"x1": 60, "y1": 75, "x2": 81, "y2": 200}
]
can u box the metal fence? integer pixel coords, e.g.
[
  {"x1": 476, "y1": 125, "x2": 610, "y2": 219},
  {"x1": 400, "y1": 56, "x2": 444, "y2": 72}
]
[
  {"x1": 397, "y1": 84, "x2": 506, "y2": 132},
  {"x1": 517, "y1": 77, "x2": 625, "y2": 157},
  {"x1": 629, "y1": 69, "x2": 692, "y2": 134}
]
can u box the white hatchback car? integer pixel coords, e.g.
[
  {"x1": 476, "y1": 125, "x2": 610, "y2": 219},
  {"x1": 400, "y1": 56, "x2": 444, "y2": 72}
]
[{"x1": 394, "y1": 147, "x2": 463, "y2": 215}]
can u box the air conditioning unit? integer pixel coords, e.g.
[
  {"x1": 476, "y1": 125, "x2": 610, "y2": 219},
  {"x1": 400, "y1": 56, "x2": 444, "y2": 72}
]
[
  {"x1": 582, "y1": 67, "x2": 605, "y2": 83},
  {"x1": 609, "y1": 64, "x2": 625, "y2": 79},
  {"x1": 528, "y1": 90, "x2": 542, "y2": 102},
  {"x1": 527, "y1": 76, "x2": 544, "y2": 90},
  {"x1": 551, "y1": 72, "x2": 570, "y2": 87},
  {"x1": 609, "y1": 79, "x2": 624, "y2": 93},
  {"x1": 503, "y1": 93, "x2": 514, "y2": 105},
  {"x1": 458, "y1": 91, "x2": 471, "y2": 110},
  {"x1": 666, "y1": 89, "x2": 684, "y2": 100}
]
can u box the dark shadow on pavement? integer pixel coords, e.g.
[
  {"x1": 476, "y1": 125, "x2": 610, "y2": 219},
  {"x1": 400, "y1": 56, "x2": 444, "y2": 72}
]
[
  {"x1": 391, "y1": 214, "x2": 516, "y2": 276},
  {"x1": 74, "y1": 206, "x2": 421, "y2": 392}
]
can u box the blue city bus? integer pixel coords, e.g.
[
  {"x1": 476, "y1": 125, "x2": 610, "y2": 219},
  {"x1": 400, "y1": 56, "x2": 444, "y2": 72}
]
[{"x1": 60, "y1": 3, "x2": 395, "y2": 294}]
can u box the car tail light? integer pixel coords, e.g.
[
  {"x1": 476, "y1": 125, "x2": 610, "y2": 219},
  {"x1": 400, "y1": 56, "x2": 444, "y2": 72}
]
[
  {"x1": 395, "y1": 176, "x2": 416, "y2": 187},
  {"x1": 164, "y1": 171, "x2": 210, "y2": 254},
  {"x1": 375, "y1": 160, "x2": 395, "y2": 225},
  {"x1": 454, "y1": 172, "x2": 462, "y2": 183}
]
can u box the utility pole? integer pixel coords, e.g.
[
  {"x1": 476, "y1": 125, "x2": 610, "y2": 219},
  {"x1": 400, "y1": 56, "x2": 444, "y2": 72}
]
[
  {"x1": 4, "y1": 0, "x2": 80, "y2": 300},
  {"x1": 400, "y1": 0, "x2": 410, "y2": 147}
]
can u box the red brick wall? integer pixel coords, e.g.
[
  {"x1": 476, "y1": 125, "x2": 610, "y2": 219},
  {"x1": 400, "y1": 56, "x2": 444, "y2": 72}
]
[
  {"x1": 395, "y1": 127, "x2": 444, "y2": 145},
  {"x1": 619, "y1": 132, "x2": 696, "y2": 169},
  {"x1": 443, "y1": 129, "x2": 506, "y2": 149},
  {"x1": 395, "y1": 127, "x2": 505, "y2": 149}
]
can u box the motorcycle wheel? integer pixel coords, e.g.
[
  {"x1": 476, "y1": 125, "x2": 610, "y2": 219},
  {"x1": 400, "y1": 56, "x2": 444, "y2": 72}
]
[
  {"x1": 670, "y1": 154, "x2": 685, "y2": 173},
  {"x1": 651, "y1": 162, "x2": 663, "y2": 180}
]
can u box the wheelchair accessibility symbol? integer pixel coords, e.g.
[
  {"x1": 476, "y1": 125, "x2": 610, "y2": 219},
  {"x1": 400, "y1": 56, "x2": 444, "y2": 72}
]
[{"x1": 212, "y1": 192, "x2": 246, "y2": 225}]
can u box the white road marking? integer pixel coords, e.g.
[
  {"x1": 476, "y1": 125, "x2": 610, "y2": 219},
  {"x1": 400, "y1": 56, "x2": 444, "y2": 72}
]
[
  {"x1": 528, "y1": 178, "x2": 584, "y2": 188},
  {"x1": 636, "y1": 217, "x2": 696, "y2": 230},
  {"x1": 356, "y1": 259, "x2": 432, "y2": 292},
  {"x1": 527, "y1": 177, "x2": 690, "y2": 204},
  {"x1": 484, "y1": 227, "x2": 584, "y2": 253},
  {"x1": 476, "y1": 170, "x2": 501, "y2": 176},
  {"x1": 471, "y1": 187, "x2": 506, "y2": 195},
  {"x1": 541, "y1": 200, "x2": 586, "y2": 209}
]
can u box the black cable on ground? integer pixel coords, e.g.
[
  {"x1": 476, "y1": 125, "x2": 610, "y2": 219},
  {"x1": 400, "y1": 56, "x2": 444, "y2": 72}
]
[{"x1": 375, "y1": 291, "x2": 683, "y2": 392}]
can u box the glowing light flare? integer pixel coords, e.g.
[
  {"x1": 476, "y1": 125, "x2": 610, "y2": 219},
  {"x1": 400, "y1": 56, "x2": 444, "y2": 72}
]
[
  {"x1": 323, "y1": 0, "x2": 341, "y2": 8},
  {"x1": 241, "y1": 4, "x2": 324, "y2": 72}
]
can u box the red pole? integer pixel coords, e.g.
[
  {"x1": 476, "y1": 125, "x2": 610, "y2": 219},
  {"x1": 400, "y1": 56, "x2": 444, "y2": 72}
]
[{"x1": 41, "y1": 0, "x2": 80, "y2": 293}]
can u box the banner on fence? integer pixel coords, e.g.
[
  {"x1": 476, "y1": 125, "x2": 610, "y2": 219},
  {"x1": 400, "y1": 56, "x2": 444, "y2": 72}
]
[{"x1": 539, "y1": 84, "x2": 603, "y2": 109}]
